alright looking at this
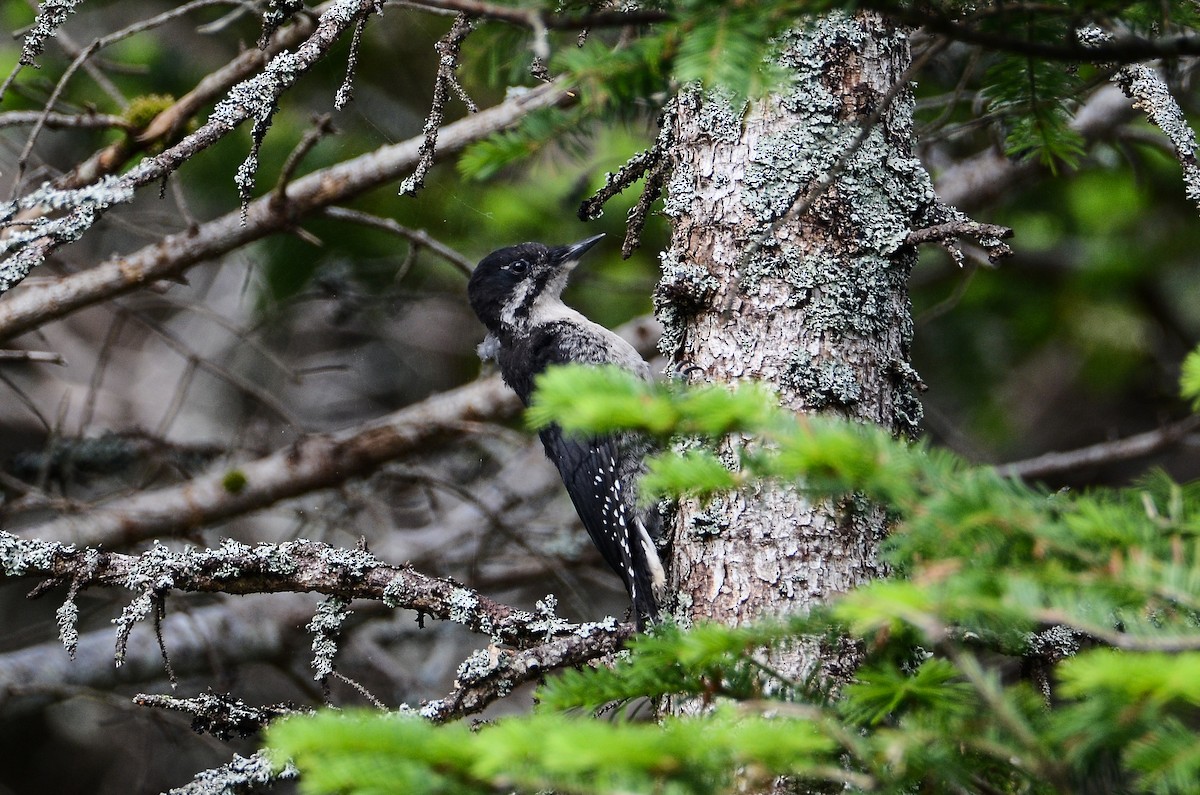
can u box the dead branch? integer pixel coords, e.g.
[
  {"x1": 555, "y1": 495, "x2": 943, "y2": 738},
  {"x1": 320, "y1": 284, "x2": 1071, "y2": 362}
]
[
  {"x1": 22, "y1": 374, "x2": 518, "y2": 548},
  {"x1": 400, "y1": 13, "x2": 477, "y2": 196}
]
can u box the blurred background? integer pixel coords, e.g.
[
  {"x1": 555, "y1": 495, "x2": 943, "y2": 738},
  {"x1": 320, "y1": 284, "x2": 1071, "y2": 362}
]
[{"x1": 0, "y1": 2, "x2": 1197, "y2": 792}]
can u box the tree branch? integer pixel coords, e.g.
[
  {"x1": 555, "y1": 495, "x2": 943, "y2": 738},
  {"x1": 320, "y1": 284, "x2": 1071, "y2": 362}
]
[
  {"x1": 0, "y1": 0, "x2": 377, "y2": 294},
  {"x1": 996, "y1": 414, "x2": 1200, "y2": 481},
  {"x1": 12, "y1": 315, "x2": 659, "y2": 549},
  {"x1": 0, "y1": 531, "x2": 629, "y2": 650},
  {"x1": 21, "y1": 374, "x2": 518, "y2": 547},
  {"x1": 0, "y1": 79, "x2": 571, "y2": 341}
]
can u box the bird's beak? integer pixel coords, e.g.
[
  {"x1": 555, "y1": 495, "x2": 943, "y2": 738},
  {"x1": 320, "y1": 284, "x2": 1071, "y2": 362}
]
[{"x1": 557, "y1": 233, "x2": 606, "y2": 265}]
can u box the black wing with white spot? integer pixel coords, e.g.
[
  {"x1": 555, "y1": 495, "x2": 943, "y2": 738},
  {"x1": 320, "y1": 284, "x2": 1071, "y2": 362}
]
[{"x1": 539, "y1": 425, "x2": 660, "y2": 627}]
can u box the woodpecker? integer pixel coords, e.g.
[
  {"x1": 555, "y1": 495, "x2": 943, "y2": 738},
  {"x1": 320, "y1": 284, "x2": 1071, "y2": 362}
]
[{"x1": 467, "y1": 234, "x2": 665, "y2": 628}]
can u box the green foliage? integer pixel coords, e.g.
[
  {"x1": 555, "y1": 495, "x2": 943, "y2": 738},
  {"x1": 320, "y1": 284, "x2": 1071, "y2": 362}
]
[
  {"x1": 982, "y1": 52, "x2": 1084, "y2": 171},
  {"x1": 669, "y1": 0, "x2": 789, "y2": 100},
  {"x1": 539, "y1": 618, "x2": 824, "y2": 710},
  {"x1": 526, "y1": 364, "x2": 779, "y2": 439},
  {"x1": 271, "y1": 362, "x2": 1200, "y2": 794},
  {"x1": 1181, "y1": 346, "x2": 1200, "y2": 410},
  {"x1": 268, "y1": 709, "x2": 837, "y2": 795},
  {"x1": 458, "y1": 107, "x2": 587, "y2": 181}
]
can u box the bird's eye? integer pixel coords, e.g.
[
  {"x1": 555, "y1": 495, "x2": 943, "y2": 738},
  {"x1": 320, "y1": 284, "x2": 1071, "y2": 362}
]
[{"x1": 506, "y1": 259, "x2": 529, "y2": 275}]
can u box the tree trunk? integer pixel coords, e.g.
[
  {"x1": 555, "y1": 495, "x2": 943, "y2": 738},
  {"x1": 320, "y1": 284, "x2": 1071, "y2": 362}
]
[{"x1": 658, "y1": 11, "x2": 929, "y2": 688}]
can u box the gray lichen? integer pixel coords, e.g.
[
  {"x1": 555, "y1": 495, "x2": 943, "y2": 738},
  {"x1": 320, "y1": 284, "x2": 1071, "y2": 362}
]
[
  {"x1": 18, "y1": 0, "x2": 85, "y2": 66},
  {"x1": 0, "y1": 531, "x2": 73, "y2": 577},
  {"x1": 447, "y1": 586, "x2": 482, "y2": 629},
  {"x1": 784, "y1": 352, "x2": 862, "y2": 409},
  {"x1": 55, "y1": 598, "x2": 80, "y2": 659},
  {"x1": 418, "y1": 699, "x2": 447, "y2": 720},
  {"x1": 455, "y1": 647, "x2": 504, "y2": 688},
  {"x1": 382, "y1": 572, "x2": 412, "y2": 608},
  {"x1": 259, "y1": 0, "x2": 304, "y2": 49},
  {"x1": 689, "y1": 496, "x2": 731, "y2": 537},
  {"x1": 166, "y1": 750, "x2": 296, "y2": 795},
  {"x1": 656, "y1": 249, "x2": 720, "y2": 312},
  {"x1": 308, "y1": 595, "x2": 351, "y2": 680},
  {"x1": 0, "y1": 176, "x2": 136, "y2": 294},
  {"x1": 889, "y1": 358, "x2": 924, "y2": 438}
]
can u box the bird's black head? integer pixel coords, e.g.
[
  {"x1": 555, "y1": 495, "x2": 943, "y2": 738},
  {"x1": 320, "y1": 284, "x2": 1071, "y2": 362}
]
[{"x1": 467, "y1": 234, "x2": 605, "y2": 333}]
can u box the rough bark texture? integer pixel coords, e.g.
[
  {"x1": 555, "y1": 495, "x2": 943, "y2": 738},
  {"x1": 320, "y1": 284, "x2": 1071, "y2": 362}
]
[{"x1": 659, "y1": 13, "x2": 931, "y2": 686}]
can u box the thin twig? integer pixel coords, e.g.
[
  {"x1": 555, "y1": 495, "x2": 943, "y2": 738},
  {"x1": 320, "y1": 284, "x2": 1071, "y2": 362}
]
[
  {"x1": 401, "y1": 0, "x2": 667, "y2": 30},
  {"x1": 272, "y1": 114, "x2": 338, "y2": 209},
  {"x1": 0, "y1": 349, "x2": 66, "y2": 365},
  {"x1": 322, "y1": 206, "x2": 475, "y2": 276},
  {"x1": 11, "y1": 0, "x2": 241, "y2": 195},
  {"x1": 0, "y1": 111, "x2": 131, "y2": 131},
  {"x1": 399, "y1": 13, "x2": 476, "y2": 196}
]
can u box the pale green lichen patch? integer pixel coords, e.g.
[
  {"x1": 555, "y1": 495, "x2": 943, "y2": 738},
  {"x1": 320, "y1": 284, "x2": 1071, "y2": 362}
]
[
  {"x1": 455, "y1": 647, "x2": 504, "y2": 688},
  {"x1": 308, "y1": 595, "x2": 351, "y2": 680},
  {"x1": 784, "y1": 352, "x2": 863, "y2": 409}
]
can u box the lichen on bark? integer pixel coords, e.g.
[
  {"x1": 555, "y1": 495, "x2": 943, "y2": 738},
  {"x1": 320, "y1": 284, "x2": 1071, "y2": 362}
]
[{"x1": 657, "y1": 12, "x2": 931, "y2": 693}]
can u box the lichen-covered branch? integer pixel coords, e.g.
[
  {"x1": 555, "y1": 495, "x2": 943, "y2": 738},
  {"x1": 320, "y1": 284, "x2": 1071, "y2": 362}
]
[
  {"x1": 1113, "y1": 73, "x2": 1200, "y2": 211},
  {"x1": 15, "y1": 0, "x2": 87, "y2": 68},
  {"x1": 905, "y1": 217, "x2": 1013, "y2": 265},
  {"x1": 0, "y1": 79, "x2": 570, "y2": 341},
  {"x1": 399, "y1": 13, "x2": 476, "y2": 196},
  {"x1": 133, "y1": 691, "x2": 308, "y2": 740},
  {"x1": 1075, "y1": 27, "x2": 1200, "y2": 213},
  {"x1": 0, "y1": 531, "x2": 629, "y2": 650},
  {"x1": 164, "y1": 750, "x2": 294, "y2": 795},
  {"x1": 579, "y1": 100, "x2": 677, "y2": 257},
  {"x1": 423, "y1": 616, "x2": 632, "y2": 722},
  {"x1": 0, "y1": 0, "x2": 376, "y2": 294}
]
